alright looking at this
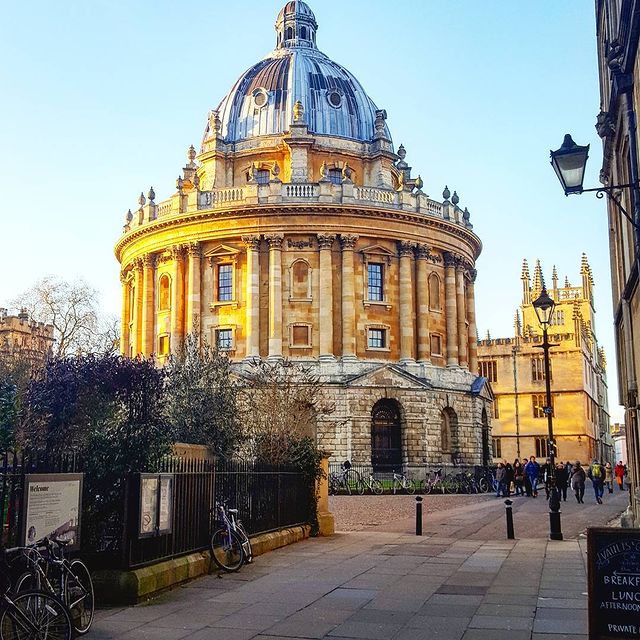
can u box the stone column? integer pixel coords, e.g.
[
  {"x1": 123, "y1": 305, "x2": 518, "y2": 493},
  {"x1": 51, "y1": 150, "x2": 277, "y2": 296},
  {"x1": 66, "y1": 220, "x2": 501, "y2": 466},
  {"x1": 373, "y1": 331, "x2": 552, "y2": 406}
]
[
  {"x1": 340, "y1": 234, "x2": 358, "y2": 360},
  {"x1": 266, "y1": 234, "x2": 284, "y2": 359},
  {"x1": 131, "y1": 259, "x2": 143, "y2": 356},
  {"x1": 415, "y1": 244, "x2": 430, "y2": 363},
  {"x1": 170, "y1": 245, "x2": 185, "y2": 355},
  {"x1": 317, "y1": 233, "x2": 336, "y2": 360},
  {"x1": 242, "y1": 235, "x2": 261, "y2": 359},
  {"x1": 186, "y1": 242, "x2": 202, "y2": 337},
  {"x1": 467, "y1": 268, "x2": 479, "y2": 374},
  {"x1": 141, "y1": 254, "x2": 156, "y2": 357},
  {"x1": 398, "y1": 240, "x2": 416, "y2": 363},
  {"x1": 120, "y1": 271, "x2": 130, "y2": 356},
  {"x1": 456, "y1": 262, "x2": 468, "y2": 369},
  {"x1": 443, "y1": 252, "x2": 459, "y2": 367}
]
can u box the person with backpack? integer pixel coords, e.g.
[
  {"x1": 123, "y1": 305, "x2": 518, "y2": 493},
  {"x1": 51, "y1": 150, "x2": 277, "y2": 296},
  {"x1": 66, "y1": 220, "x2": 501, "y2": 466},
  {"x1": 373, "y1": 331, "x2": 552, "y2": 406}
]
[
  {"x1": 589, "y1": 459, "x2": 605, "y2": 504},
  {"x1": 525, "y1": 456, "x2": 541, "y2": 497},
  {"x1": 615, "y1": 461, "x2": 626, "y2": 491},
  {"x1": 604, "y1": 462, "x2": 614, "y2": 494},
  {"x1": 570, "y1": 461, "x2": 586, "y2": 503}
]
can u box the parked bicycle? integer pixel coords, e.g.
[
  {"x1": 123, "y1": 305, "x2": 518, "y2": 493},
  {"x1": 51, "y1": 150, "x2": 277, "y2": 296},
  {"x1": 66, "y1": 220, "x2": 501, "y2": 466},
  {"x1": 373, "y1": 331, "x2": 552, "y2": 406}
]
[
  {"x1": 358, "y1": 473, "x2": 384, "y2": 495},
  {"x1": 392, "y1": 471, "x2": 416, "y2": 494},
  {"x1": 12, "y1": 537, "x2": 94, "y2": 635},
  {"x1": 210, "y1": 501, "x2": 253, "y2": 572},
  {"x1": 0, "y1": 547, "x2": 73, "y2": 640},
  {"x1": 328, "y1": 461, "x2": 362, "y2": 495},
  {"x1": 421, "y1": 468, "x2": 459, "y2": 494}
]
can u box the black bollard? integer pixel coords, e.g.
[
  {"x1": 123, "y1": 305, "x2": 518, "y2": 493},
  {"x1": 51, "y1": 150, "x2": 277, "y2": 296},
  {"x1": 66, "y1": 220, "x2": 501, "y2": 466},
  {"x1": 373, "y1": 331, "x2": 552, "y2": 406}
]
[
  {"x1": 415, "y1": 496, "x2": 423, "y2": 536},
  {"x1": 504, "y1": 499, "x2": 515, "y2": 539}
]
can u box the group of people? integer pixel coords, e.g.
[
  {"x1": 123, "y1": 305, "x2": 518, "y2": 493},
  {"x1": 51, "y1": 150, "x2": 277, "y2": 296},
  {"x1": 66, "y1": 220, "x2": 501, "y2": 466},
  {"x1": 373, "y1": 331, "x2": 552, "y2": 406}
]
[{"x1": 495, "y1": 456, "x2": 628, "y2": 504}]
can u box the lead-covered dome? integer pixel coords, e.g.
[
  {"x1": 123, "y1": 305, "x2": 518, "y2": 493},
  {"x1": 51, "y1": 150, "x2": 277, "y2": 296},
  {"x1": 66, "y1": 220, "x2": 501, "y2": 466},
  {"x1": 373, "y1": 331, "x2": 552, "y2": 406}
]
[{"x1": 207, "y1": 1, "x2": 392, "y2": 145}]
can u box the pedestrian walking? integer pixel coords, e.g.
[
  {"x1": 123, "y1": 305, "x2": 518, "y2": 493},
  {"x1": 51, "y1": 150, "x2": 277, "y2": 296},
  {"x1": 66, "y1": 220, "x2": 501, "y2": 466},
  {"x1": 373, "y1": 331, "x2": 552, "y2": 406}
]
[
  {"x1": 513, "y1": 459, "x2": 525, "y2": 496},
  {"x1": 588, "y1": 459, "x2": 605, "y2": 504},
  {"x1": 525, "y1": 455, "x2": 540, "y2": 497},
  {"x1": 571, "y1": 461, "x2": 586, "y2": 503},
  {"x1": 615, "y1": 461, "x2": 626, "y2": 491},
  {"x1": 604, "y1": 462, "x2": 614, "y2": 494},
  {"x1": 504, "y1": 461, "x2": 514, "y2": 497},
  {"x1": 495, "y1": 462, "x2": 507, "y2": 497},
  {"x1": 555, "y1": 461, "x2": 569, "y2": 501}
]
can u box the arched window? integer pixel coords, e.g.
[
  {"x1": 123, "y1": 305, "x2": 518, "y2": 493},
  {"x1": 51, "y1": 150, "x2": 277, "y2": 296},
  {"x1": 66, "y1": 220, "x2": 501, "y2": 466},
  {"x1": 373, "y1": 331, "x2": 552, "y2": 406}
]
[
  {"x1": 429, "y1": 273, "x2": 441, "y2": 310},
  {"x1": 441, "y1": 407, "x2": 458, "y2": 457},
  {"x1": 286, "y1": 26, "x2": 293, "y2": 40},
  {"x1": 158, "y1": 274, "x2": 171, "y2": 311},
  {"x1": 301, "y1": 26, "x2": 307, "y2": 39},
  {"x1": 290, "y1": 259, "x2": 311, "y2": 300},
  {"x1": 371, "y1": 399, "x2": 402, "y2": 471}
]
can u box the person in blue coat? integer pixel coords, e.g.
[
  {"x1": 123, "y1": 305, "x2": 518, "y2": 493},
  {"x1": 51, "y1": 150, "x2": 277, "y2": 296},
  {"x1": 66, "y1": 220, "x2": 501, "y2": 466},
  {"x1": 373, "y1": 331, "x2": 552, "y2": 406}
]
[{"x1": 525, "y1": 455, "x2": 541, "y2": 497}]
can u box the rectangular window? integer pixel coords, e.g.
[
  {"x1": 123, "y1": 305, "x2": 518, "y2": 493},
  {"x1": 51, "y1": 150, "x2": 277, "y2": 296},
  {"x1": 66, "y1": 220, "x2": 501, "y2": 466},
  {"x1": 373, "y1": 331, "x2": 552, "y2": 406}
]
[
  {"x1": 368, "y1": 328, "x2": 386, "y2": 349},
  {"x1": 217, "y1": 264, "x2": 233, "y2": 301},
  {"x1": 532, "y1": 357, "x2": 552, "y2": 382},
  {"x1": 256, "y1": 169, "x2": 270, "y2": 184},
  {"x1": 216, "y1": 328, "x2": 233, "y2": 351},
  {"x1": 549, "y1": 310, "x2": 565, "y2": 326},
  {"x1": 158, "y1": 335, "x2": 169, "y2": 356},
  {"x1": 291, "y1": 325, "x2": 311, "y2": 347},
  {"x1": 532, "y1": 394, "x2": 553, "y2": 418},
  {"x1": 367, "y1": 263, "x2": 383, "y2": 301},
  {"x1": 328, "y1": 168, "x2": 342, "y2": 185},
  {"x1": 479, "y1": 360, "x2": 498, "y2": 383},
  {"x1": 430, "y1": 334, "x2": 442, "y2": 356},
  {"x1": 492, "y1": 437, "x2": 501, "y2": 458},
  {"x1": 535, "y1": 436, "x2": 548, "y2": 458},
  {"x1": 493, "y1": 399, "x2": 500, "y2": 419}
]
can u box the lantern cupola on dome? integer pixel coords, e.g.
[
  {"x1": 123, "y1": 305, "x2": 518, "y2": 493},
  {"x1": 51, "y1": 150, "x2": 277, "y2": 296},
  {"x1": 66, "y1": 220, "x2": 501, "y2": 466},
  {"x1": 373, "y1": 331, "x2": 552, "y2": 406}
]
[{"x1": 276, "y1": 1, "x2": 318, "y2": 49}]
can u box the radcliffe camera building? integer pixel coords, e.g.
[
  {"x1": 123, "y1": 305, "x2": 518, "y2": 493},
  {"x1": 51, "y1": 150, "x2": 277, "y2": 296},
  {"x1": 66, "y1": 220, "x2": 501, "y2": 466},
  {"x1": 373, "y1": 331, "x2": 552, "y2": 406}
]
[
  {"x1": 478, "y1": 256, "x2": 611, "y2": 465},
  {"x1": 115, "y1": 1, "x2": 493, "y2": 469}
]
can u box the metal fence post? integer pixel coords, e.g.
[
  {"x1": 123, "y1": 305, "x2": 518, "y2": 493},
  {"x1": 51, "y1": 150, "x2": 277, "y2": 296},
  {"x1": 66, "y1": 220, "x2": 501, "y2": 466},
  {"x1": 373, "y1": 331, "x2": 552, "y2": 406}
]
[
  {"x1": 415, "y1": 496, "x2": 423, "y2": 535},
  {"x1": 504, "y1": 499, "x2": 515, "y2": 539}
]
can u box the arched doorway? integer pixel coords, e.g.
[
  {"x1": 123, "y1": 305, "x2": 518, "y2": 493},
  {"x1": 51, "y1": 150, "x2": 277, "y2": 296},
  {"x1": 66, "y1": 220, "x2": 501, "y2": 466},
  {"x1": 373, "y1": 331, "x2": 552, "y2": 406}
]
[
  {"x1": 371, "y1": 399, "x2": 402, "y2": 471},
  {"x1": 441, "y1": 407, "x2": 459, "y2": 463},
  {"x1": 481, "y1": 408, "x2": 490, "y2": 466}
]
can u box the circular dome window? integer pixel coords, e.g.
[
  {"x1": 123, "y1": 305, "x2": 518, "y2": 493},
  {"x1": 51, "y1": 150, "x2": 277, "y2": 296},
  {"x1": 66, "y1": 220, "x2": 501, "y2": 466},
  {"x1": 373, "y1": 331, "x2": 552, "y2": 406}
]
[
  {"x1": 327, "y1": 90, "x2": 342, "y2": 108},
  {"x1": 253, "y1": 89, "x2": 268, "y2": 108}
]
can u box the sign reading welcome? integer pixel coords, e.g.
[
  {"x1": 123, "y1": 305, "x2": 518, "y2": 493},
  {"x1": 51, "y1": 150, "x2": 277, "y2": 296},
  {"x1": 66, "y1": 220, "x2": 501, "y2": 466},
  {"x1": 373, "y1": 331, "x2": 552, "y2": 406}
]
[{"x1": 588, "y1": 527, "x2": 640, "y2": 639}]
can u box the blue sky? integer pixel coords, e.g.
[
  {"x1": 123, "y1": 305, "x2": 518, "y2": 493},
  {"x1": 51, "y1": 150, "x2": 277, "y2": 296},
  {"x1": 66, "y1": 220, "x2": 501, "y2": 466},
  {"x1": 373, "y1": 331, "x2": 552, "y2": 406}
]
[{"x1": 0, "y1": 2, "x2": 619, "y2": 416}]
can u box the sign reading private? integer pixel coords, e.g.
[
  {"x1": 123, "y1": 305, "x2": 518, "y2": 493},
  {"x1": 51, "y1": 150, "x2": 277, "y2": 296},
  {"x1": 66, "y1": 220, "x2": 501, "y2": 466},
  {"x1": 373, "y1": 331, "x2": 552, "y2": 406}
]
[
  {"x1": 588, "y1": 527, "x2": 640, "y2": 639},
  {"x1": 23, "y1": 473, "x2": 83, "y2": 550}
]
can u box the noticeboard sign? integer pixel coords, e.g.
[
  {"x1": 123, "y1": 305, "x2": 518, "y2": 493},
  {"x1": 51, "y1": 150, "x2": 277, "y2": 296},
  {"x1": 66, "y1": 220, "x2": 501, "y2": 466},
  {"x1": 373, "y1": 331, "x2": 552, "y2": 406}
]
[
  {"x1": 138, "y1": 473, "x2": 173, "y2": 538},
  {"x1": 588, "y1": 527, "x2": 640, "y2": 639},
  {"x1": 22, "y1": 473, "x2": 83, "y2": 550}
]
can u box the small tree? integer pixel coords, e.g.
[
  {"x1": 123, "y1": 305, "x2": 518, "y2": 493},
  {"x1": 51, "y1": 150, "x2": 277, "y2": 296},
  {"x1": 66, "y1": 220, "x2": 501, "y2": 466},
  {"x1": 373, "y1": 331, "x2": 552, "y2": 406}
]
[
  {"x1": 164, "y1": 334, "x2": 243, "y2": 458},
  {"x1": 0, "y1": 355, "x2": 33, "y2": 451}
]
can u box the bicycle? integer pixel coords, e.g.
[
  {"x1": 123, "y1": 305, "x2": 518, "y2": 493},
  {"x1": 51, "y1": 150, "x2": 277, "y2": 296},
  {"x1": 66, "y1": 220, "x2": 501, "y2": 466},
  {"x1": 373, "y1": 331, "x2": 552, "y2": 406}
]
[
  {"x1": 358, "y1": 473, "x2": 384, "y2": 495},
  {"x1": 328, "y1": 463, "x2": 362, "y2": 495},
  {"x1": 210, "y1": 501, "x2": 252, "y2": 572},
  {"x1": 13, "y1": 537, "x2": 94, "y2": 635},
  {"x1": 0, "y1": 547, "x2": 73, "y2": 640},
  {"x1": 421, "y1": 468, "x2": 459, "y2": 494},
  {"x1": 391, "y1": 471, "x2": 415, "y2": 494}
]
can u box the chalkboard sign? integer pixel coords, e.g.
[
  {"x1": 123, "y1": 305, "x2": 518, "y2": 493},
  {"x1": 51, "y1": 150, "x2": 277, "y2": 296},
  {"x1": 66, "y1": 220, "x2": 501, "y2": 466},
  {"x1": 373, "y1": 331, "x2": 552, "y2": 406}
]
[{"x1": 588, "y1": 527, "x2": 640, "y2": 639}]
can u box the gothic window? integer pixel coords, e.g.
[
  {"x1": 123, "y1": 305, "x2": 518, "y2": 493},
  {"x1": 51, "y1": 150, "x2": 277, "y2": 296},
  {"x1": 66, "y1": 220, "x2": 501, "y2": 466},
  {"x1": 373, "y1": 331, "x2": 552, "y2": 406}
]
[
  {"x1": 256, "y1": 169, "x2": 270, "y2": 184},
  {"x1": 492, "y1": 437, "x2": 501, "y2": 459},
  {"x1": 289, "y1": 259, "x2": 311, "y2": 300},
  {"x1": 532, "y1": 357, "x2": 551, "y2": 382},
  {"x1": 158, "y1": 274, "x2": 170, "y2": 311},
  {"x1": 328, "y1": 168, "x2": 342, "y2": 185},
  {"x1": 371, "y1": 399, "x2": 402, "y2": 471},
  {"x1": 549, "y1": 310, "x2": 565, "y2": 325},
  {"x1": 535, "y1": 436, "x2": 548, "y2": 458},
  {"x1": 493, "y1": 399, "x2": 500, "y2": 419},
  {"x1": 367, "y1": 263, "x2": 384, "y2": 301},
  {"x1": 532, "y1": 394, "x2": 553, "y2": 418},
  {"x1": 479, "y1": 360, "x2": 498, "y2": 382},
  {"x1": 217, "y1": 264, "x2": 233, "y2": 302},
  {"x1": 429, "y1": 273, "x2": 441, "y2": 310}
]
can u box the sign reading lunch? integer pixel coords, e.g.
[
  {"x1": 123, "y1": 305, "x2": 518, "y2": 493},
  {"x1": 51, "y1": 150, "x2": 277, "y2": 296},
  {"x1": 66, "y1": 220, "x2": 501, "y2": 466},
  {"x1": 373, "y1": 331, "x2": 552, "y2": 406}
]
[{"x1": 588, "y1": 527, "x2": 640, "y2": 639}]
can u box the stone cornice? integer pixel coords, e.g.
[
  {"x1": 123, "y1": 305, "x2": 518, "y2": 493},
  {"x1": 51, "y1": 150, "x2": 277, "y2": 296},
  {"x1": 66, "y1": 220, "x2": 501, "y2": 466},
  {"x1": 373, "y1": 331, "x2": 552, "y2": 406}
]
[{"x1": 115, "y1": 203, "x2": 482, "y2": 263}]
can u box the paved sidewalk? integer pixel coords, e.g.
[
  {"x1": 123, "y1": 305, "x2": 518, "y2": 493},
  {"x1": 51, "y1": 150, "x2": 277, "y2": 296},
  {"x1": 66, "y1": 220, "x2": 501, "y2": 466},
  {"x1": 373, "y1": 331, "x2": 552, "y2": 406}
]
[{"x1": 92, "y1": 491, "x2": 629, "y2": 640}]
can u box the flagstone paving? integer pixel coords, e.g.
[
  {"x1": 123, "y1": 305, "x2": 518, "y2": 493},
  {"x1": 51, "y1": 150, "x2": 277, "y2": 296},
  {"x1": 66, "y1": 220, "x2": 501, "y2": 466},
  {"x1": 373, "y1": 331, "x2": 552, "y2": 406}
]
[{"x1": 92, "y1": 490, "x2": 629, "y2": 639}]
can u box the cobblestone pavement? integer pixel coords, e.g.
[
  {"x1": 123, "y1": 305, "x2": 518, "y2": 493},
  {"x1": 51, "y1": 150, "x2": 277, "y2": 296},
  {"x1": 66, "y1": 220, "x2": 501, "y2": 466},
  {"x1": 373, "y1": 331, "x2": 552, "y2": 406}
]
[{"x1": 92, "y1": 489, "x2": 629, "y2": 640}]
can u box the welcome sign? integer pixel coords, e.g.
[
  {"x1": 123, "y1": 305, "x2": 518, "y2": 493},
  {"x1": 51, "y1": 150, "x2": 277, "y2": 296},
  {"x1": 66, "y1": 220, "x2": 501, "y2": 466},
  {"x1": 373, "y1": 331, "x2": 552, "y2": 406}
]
[{"x1": 588, "y1": 527, "x2": 640, "y2": 639}]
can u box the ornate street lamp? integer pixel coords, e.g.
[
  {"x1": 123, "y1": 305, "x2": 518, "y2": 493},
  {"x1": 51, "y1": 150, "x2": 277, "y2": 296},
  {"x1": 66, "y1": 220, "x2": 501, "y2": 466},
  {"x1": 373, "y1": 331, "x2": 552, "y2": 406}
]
[{"x1": 532, "y1": 288, "x2": 563, "y2": 541}]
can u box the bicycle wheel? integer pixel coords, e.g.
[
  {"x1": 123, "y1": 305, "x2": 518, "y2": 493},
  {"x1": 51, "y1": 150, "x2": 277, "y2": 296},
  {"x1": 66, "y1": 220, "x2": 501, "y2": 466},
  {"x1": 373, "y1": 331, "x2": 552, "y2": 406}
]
[
  {"x1": 422, "y1": 480, "x2": 432, "y2": 495},
  {"x1": 235, "y1": 520, "x2": 253, "y2": 564},
  {"x1": 371, "y1": 478, "x2": 384, "y2": 495},
  {"x1": 404, "y1": 479, "x2": 416, "y2": 495},
  {"x1": 1, "y1": 591, "x2": 73, "y2": 640},
  {"x1": 13, "y1": 571, "x2": 40, "y2": 594},
  {"x1": 478, "y1": 477, "x2": 489, "y2": 493},
  {"x1": 345, "y1": 470, "x2": 361, "y2": 495},
  {"x1": 210, "y1": 528, "x2": 244, "y2": 572},
  {"x1": 65, "y1": 559, "x2": 95, "y2": 635}
]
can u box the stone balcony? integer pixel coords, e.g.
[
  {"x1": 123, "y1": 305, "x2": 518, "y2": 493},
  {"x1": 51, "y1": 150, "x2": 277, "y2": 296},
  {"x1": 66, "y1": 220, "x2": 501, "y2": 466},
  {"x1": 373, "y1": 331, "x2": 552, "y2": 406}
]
[{"x1": 127, "y1": 181, "x2": 473, "y2": 232}]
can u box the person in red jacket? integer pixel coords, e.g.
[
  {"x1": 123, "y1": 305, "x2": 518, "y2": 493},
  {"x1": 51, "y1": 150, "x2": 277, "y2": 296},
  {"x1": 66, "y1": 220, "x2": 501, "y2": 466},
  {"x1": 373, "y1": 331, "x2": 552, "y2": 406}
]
[{"x1": 615, "y1": 461, "x2": 627, "y2": 491}]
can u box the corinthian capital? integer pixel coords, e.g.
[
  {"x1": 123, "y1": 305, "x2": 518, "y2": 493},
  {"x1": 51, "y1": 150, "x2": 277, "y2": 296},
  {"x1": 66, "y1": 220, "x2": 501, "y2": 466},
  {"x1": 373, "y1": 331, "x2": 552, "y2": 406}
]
[
  {"x1": 415, "y1": 243, "x2": 431, "y2": 260},
  {"x1": 443, "y1": 251, "x2": 458, "y2": 268},
  {"x1": 132, "y1": 257, "x2": 144, "y2": 271},
  {"x1": 339, "y1": 234, "x2": 358, "y2": 250},
  {"x1": 241, "y1": 234, "x2": 261, "y2": 251},
  {"x1": 120, "y1": 270, "x2": 130, "y2": 284},
  {"x1": 186, "y1": 241, "x2": 202, "y2": 258},
  {"x1": 317, "y1": 233, "x2": 336, "y2": 250},
  {"x1": 398, "y1": 240, "x2": 417, "y2": 257},
  {"x1": 142, "y1": 253, "x2": 156, "y2": 269},
  {"x1": 265, "y1": 233, "x2": 285, "y2": 249},
  {"x1": 170, "y1": 244, "x2": 185, "y2": 260},
  {"x1": 467, "y1": 268, "x2": 478, "y2": 283}
]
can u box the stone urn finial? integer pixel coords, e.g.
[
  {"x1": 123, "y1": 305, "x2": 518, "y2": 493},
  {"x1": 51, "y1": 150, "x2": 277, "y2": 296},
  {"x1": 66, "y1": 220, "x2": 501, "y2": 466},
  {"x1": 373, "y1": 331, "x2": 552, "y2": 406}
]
[
  {"x1": 138, "y1": 192, "x2": 146, "y2": 207},
  {"x1": 443, "y1": 185, "x2": 450, "y2": 201},
  {"x1": 293, "y1": 100, "x2": 305, "y2": 123}
]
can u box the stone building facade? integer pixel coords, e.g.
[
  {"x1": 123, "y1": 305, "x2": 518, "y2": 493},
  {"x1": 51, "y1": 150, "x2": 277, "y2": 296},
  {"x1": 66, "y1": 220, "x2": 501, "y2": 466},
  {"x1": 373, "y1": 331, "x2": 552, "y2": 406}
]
[
  {"x1": 115, "y1": 1, "x2": 492, "y2": 470},
  {"x1": 0, "y1": 308, "x2": 54, "y2": 369},
  {"x1": 595, "y1": 0, "x2": 640, "y2": 524},
  {"x1": 478, "y1": 256, "x2": 611, "y2": 464}
]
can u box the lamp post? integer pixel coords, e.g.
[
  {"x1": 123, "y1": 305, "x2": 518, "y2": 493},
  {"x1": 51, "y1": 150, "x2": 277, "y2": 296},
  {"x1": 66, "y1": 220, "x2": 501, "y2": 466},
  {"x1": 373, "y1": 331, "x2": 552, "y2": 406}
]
[{"x1": 532, "y1": 288, "x2": 563, "y2": 541}]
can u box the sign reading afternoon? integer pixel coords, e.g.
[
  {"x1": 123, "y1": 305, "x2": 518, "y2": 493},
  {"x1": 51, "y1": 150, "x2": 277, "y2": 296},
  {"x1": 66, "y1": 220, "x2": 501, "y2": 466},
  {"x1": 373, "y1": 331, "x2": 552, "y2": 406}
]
[
  {"x1": 588, "y1": 527, "x2": 640, "y2": 639},
  {"x1": 23, "y1": 473, "x2": 83, "y2": 550}
]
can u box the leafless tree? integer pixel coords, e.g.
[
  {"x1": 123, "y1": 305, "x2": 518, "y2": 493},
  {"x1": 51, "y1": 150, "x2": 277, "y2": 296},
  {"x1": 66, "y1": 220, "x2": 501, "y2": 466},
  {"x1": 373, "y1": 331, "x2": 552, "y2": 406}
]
[{"x1": 12, "y1": 277, "x2": 120, "y2": 356}]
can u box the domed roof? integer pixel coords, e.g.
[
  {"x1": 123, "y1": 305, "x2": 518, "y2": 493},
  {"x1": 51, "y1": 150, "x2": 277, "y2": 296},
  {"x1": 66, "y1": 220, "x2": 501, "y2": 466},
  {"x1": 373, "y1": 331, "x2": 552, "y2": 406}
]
[{"x1": 207, "y1": 2, "x2": 391, "y2": 146}]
